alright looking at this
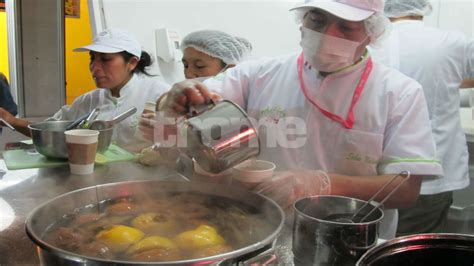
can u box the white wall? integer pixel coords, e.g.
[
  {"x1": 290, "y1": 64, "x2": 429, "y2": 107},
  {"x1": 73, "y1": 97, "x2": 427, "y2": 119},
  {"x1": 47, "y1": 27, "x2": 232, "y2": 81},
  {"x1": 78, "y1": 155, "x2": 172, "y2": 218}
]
[
  {"x1": 93, "y1": 0, "x2": 474, "y2": 84},
  {"x1": 429, "y1": 0, "x2": 473, "y2": 38},
  {"x1": 96, "y1": 0, "x2": 301, "y2": 84}
]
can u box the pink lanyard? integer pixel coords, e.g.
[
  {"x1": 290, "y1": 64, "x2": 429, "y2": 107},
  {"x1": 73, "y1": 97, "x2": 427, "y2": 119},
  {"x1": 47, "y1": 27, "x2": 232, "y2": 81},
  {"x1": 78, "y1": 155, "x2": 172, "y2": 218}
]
[{"x1": 297, "y1": 52, "x2": 373, "y2": 129}]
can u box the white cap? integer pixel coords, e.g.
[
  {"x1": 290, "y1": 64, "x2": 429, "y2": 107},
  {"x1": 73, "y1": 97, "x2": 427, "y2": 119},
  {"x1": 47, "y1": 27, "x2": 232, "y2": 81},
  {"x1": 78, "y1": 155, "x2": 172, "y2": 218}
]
[
  {"x1": 291, "y1": 0, "x2": 384, "y2": 21},
  {"x1": 74, "y1": 28, "x2": 142, "y2": 59}
]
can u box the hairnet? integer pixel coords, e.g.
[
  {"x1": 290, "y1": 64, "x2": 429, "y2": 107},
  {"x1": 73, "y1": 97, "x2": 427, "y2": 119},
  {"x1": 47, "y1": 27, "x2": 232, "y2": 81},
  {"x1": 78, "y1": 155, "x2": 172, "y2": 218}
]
[
  {"x1": 364, "y1": 12, "x2": 391, "y2": 46},
  {"x1": 292, "y1": 8, "x2": 391, "y2": 46},
  {"x1": 180, "y1": 30, "x2": 252, "y2": 65},
  {"x1": 384, "y1": 0, "x2": 433, "y2": 18}
]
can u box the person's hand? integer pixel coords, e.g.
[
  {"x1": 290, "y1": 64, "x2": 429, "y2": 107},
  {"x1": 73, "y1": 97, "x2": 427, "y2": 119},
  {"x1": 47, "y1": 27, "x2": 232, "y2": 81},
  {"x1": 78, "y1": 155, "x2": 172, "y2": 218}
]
[
  {"x1": 158, "y1": 79, "x2": 222, "y2": 116},
  {"x1": 255, "y1": 170, "x2": 331, "y2": 211}
]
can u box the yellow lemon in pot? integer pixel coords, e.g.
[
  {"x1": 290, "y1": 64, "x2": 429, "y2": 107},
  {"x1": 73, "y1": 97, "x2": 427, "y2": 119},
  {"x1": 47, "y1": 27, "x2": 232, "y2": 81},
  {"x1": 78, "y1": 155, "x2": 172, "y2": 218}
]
[
  {"x1": 96, "y1": 225, "x2": 144, "y2": 252},
  {"x1": 174, "y1": 224, "x2": 225, "y2": 252}
]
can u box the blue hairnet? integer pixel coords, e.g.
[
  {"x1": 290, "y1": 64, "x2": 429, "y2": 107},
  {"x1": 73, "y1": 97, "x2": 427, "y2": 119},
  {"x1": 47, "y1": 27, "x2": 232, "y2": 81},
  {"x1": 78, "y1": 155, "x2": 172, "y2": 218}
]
[
  {"x1": 384, "y1": 0, "x2": 433, "y2": 18},
  {"x1": 180, "y1": 30, "x2": 252, "y2": 65}
]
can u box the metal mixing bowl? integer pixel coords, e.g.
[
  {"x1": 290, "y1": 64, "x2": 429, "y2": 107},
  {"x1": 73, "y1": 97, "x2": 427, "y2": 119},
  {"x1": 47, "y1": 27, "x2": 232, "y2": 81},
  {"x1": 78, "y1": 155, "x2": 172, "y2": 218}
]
[{"x1": 28, "y1": 120, "x2": 113, "y2": 159}]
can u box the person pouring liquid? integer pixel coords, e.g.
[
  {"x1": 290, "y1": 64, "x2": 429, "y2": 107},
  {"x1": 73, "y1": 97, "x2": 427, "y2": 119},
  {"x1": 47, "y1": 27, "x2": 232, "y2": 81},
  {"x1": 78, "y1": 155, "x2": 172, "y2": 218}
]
[
  {"x1": 0, "y1": 28, "x2": 169, "y2": 150},
  {"x1": 154, "y1": 0, "x2": 443, "y2": 240},
  {"x1": 137, "y1": 30, "x2": 252, "y2": 165}
]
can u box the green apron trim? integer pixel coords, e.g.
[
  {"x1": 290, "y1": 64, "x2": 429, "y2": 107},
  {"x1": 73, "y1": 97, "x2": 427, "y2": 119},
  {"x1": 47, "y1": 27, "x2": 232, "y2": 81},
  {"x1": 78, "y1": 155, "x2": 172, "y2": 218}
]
[{"x1": 380, "y1": 158, "x2": 441, "y2": 165}]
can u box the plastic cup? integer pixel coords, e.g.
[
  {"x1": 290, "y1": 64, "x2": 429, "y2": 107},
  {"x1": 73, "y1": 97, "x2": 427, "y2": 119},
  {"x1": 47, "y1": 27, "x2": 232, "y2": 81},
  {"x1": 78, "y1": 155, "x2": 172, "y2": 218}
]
[
  {"x1": 64, "y1": 129, "x2": 99, "y2": 175},
  {"x1": 232, "y1": 159, "x2": 276, "y2": 189},
  {"x1": 131, "y1": 102, "x2": 157, "y2": 152},
  {"x1": 143, "y1": 101, "x2": 157, "y2": 114}
]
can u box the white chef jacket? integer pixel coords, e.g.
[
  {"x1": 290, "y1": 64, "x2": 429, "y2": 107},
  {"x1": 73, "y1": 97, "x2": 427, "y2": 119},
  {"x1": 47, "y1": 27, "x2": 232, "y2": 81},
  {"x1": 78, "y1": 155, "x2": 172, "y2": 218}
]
[
  {"x1": 370, "y1": 20, "x2": 474, "y2": 194},
  {"x1": 52, "y1": 73, "x2": 169, "y2": 146},
  {"x1": 204, "y1": 51, "x2": 443, "y2": 239}
]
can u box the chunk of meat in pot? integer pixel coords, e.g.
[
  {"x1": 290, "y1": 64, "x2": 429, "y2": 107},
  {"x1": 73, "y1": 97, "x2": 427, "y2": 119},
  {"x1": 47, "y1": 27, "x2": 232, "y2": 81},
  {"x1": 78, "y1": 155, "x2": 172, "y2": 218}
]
[
  {"x1": 54, "y1": 227, "x2": 92, "y2": 250},
  {"x1": 77, "y1": 241, "x2": 113, "y2": 259},
  {"x1": 106, "y1": 200, "x2": 141, "y2": 216},
  {"x1": 72, "y1": 213, "x2": 103, "y2": 227}
]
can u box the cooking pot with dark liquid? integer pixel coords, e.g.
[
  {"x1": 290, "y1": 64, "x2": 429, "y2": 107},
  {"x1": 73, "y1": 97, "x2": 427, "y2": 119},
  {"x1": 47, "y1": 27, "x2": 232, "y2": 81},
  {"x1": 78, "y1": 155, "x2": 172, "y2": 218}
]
[
  {"x1": 357, "y1": 233, "x2": 474, "y2": 266},
  {"x1": 293, "y1": 195, "x2": 384, "y2": 266}
]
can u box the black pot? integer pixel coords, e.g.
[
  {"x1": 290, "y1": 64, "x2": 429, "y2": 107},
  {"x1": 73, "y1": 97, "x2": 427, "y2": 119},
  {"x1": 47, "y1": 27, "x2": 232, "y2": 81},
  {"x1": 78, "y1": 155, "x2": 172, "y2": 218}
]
[
  {"x1": 357, "y1": 233, "x2": 474, "y2": 266},
  {"x1": 293, "y1": 196, "x2": 384, "y2": 266}
]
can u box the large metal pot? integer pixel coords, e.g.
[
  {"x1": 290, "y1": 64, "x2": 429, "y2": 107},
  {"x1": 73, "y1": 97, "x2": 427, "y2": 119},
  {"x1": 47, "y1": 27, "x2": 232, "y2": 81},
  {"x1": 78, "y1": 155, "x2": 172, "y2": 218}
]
[
  {"x1": 357, "y1": 233, "x2": 474, "y2": 266},
  {"x1": 293, "y1": 195, "x2": 384, "y2": 266},
  {"x1": 28, "y1": 120, "x2": 113, "y2": 159},
  {"x1": 25, "y1": 180, "x2": 285, "y2": 265}
]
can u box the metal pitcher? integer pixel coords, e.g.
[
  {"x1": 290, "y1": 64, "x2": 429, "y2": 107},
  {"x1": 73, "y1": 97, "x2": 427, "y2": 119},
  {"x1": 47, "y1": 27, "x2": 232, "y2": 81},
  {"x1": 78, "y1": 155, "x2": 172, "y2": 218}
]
[{"x1": 177, "y1": 100, "x2": 260, "y2": 173}]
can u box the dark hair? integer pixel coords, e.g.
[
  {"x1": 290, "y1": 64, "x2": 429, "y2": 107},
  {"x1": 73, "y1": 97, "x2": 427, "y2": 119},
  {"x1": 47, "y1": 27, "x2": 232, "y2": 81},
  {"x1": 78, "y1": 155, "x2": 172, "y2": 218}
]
[
  {"x1": 0, "y1": 73, "x2": 8, "y2": 84},
  {"x1": 119, "y1": 51, "x2": 154, "y2": 76},
  {"x1": 219, "y1": 60, "x2": 227, "y2": 68}
]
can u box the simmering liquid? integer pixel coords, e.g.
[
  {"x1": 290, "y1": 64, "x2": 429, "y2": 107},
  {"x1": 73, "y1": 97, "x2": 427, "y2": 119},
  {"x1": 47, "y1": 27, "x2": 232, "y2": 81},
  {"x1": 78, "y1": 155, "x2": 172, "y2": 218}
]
[
  {"x1": 322, "y1": 213, "x2": 368, "y2": 223},
  {"x1": 43, "y1": 192, "x2": 270, "y2": 262}
]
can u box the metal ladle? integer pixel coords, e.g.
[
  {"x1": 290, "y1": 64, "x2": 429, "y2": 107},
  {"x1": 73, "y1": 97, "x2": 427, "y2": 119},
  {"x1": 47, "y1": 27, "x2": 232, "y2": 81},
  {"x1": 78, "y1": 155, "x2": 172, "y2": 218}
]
[
  {"x1": 343, "y1": 171, "x2": 411, "y2": 223},
  {"x1": 89, "y1": 107, "x2": 137, "y2": 130}
]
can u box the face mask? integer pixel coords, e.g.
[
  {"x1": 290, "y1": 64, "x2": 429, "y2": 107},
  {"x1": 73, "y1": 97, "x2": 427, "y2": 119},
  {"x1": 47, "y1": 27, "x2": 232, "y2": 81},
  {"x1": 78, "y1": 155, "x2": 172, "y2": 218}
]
[
  {"x1": 191, "y1": 76, "x2": 211, "y2": 82},
  {"x1": 300, "y1": 27, "x2": 364, "y2": 73}
]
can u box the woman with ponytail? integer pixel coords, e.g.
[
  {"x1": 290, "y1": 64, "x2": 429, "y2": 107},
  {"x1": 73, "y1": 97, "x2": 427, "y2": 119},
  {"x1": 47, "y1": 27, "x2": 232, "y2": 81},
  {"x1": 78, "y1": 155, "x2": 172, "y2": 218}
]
[{"x1": 0, "y1": 28, "x2": 170, "y2": 148}]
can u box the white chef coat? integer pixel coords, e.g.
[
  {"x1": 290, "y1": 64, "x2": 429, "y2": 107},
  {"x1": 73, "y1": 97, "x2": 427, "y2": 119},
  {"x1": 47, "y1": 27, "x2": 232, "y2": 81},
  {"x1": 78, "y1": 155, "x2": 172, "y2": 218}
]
[
  {"x1": 204, "y1": 51, "x2": 443, "y2": 239},
  {"x1": 52, "y1": 73, "x2": 169, "y2": 146},
  {"x1": 370, "y1": 20, "x2": 474, "y2": 194}
]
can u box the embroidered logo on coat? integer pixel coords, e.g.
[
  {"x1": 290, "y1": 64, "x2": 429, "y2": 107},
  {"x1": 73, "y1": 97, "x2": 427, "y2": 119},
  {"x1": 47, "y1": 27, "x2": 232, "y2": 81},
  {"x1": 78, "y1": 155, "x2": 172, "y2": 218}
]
[
  {"x1": 260, "y1": 106, "x2": 287, "y2": 124},
  {"x1": 345, "y1": 152, "x2": 378, "y2": 165}
]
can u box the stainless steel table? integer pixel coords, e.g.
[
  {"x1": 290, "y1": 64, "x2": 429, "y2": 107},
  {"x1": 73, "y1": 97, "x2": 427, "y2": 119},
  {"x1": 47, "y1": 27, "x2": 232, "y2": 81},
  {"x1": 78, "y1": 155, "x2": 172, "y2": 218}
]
[{"x1": 0, "y1": 160, "x2": 186, "y2": 265}]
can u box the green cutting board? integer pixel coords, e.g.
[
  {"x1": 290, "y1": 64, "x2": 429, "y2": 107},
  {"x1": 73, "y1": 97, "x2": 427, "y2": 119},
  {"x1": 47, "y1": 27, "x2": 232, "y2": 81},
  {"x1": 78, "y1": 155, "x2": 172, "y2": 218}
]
[
  {"x1": 2, "y1": 144, "x2": 135, "y2": 170},
  {"x1": 95, "y1": 144, "x2": 136, "y2": 165}
]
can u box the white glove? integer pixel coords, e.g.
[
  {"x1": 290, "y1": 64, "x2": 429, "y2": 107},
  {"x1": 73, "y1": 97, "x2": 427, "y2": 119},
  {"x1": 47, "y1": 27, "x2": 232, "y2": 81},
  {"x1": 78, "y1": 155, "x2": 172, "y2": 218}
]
[{"x1": 255, "y1": 170, "x2": 331, "y2": 211}]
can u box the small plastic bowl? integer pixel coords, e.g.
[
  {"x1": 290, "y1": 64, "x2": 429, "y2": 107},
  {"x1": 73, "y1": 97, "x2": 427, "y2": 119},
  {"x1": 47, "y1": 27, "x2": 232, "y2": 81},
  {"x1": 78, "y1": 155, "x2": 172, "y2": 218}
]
[{"x1": 232, "y1": 159, "x2": 276, "y2": 189}]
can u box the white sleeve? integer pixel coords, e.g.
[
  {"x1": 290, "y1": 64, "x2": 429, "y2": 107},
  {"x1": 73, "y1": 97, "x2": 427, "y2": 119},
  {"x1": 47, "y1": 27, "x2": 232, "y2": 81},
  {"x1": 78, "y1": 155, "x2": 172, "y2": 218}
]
[
  {"x1": 50, "y1": 93, "x2": 93, "y2": 121},
  {"x1": 378, "y1": 83, "x2": 443, "y2": 176},
  {"x1": 465, "y1": 38, "x2": 474, "y2": 78},
  {"x1": 149, "y1": 78, "x2": 171, "y2": 101},
  {"x1": 203, "y1": 63, "x2": 253, "y2": 110}
]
